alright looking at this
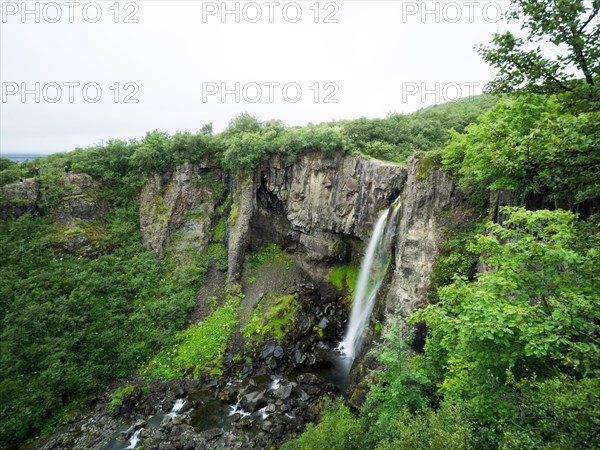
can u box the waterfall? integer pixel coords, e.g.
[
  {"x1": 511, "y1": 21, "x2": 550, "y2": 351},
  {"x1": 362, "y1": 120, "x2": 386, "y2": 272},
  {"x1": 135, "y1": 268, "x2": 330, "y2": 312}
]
[
  {"x1": 339, "y1": 197, "x2": 401, "y2": 361},
  {"x1": 166, "y1": 398, "x2": 186, "y2": 417},
  {"x1": 125, "y1": 429, "x2": 142, "y2": 450}
]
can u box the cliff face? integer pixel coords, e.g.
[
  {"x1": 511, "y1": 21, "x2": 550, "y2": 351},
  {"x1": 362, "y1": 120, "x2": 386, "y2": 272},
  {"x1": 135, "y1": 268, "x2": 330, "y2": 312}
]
[
  {"x1": 139, "y1": 162, "x2": 226, "y2": 260},
  {"x1": 384, "y1": 158, "x2": 474, "y2": 320},
  {"x1": 139, "y1": 151, "x2": 471, "y2": 322}
]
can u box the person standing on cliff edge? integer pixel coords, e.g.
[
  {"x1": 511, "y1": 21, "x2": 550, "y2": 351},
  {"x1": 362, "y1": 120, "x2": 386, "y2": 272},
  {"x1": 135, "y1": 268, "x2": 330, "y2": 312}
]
[
  {"x1": 64, "y1": 165, "x2": 70, "y2": 181},
  {"x1": 34, "y1": 167, "x2": 40, "y2": 179}
]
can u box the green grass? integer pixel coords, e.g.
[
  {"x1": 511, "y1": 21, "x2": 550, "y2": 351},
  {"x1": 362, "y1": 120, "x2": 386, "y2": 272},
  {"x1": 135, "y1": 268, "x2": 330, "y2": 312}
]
[
  {"x1": 143, "y1": 297, "x2": 240, "y2": 379},
  {"x1": 242, "y1": 293, "x2": 301, "y2": 345}
]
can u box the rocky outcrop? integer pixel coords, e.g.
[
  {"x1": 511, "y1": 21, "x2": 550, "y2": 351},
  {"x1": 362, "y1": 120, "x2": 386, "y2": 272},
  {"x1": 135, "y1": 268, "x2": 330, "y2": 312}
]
[
  {"x1": 383, "y1": 158, "x2": 476, "y2": 320},
  {"x1": 140, "y1": 163, "x2": 226, "y2": 259},
  {"x1": 52, "y1": 174, "x2": 108, "y2": 256},
  {"x1": 243, "y1": 152, "x2": 406, "y2": 280},
  {"x1": 140, "y1": 152, "x2": 407, "y2": 285},
  {"x1": 259, "y1": 152, "x2": 406, "y2": 241},
  {"x1": 53, "y1": 174, "x2": 105, "y2": 225},
  {"x1": 0, "y1": 179, "x2": 40, "y2": 219},
  {"x1": 227, "y1": 174, "x2": 256, "y2": 286},
  {"x1": 0, "y1": 174, "x2": 108, "y2": 256}
]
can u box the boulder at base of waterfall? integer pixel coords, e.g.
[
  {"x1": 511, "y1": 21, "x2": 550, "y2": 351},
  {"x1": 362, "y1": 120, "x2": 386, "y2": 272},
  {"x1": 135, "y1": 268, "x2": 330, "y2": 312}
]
[{"x1": 240, "y1": 391, "x2": 268, "y2": 413}]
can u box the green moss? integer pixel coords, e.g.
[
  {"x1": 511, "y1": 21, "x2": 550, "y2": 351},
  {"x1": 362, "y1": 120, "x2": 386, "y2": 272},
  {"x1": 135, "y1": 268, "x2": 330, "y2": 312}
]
[
  {"x1": 52, "y1": 220, "x2": 106, "y2": 254},
  {"x1": 327, "y1": 239, "x2": 343, "y2": 256},
  {"x1": 228, "y1": 203, "x2": 238, "y2": 228},
  {"x1": 212, "y1": 218, "x2": 226, "y2": 242},
  {"x1": 327, "y1": 264, "x2": 359, "y2": 294},
  {"x1": 416, "y1": 150, "x2": 442, "y2": 181},
  {"x1": 151, "y1": 196, "x2": 169, "y2": 223},
  {"x1": 143, "y1": 297, "x2": 240, "y2": 379},
  {"x1": 242, "y1": 293, "x2": 301, "y2": 345},
  {"x1": 7, "y1": 198, "x2": 33, "y2": 207},
  {"x1": 109, "y1": 384, "x2": 142, "y2": 409},
  {"x1": 249, "y1": 244, "x2": 289, "y2": 268},
  {"x1": 184, "y1": 203, "x2": 211, "y2": 221}
]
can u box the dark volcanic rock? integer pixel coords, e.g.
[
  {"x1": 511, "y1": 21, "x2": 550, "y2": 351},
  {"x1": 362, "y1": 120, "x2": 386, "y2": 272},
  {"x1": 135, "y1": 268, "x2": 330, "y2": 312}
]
[{"x1": 240, "y1": 390, "x2": 268, "y2": 413}]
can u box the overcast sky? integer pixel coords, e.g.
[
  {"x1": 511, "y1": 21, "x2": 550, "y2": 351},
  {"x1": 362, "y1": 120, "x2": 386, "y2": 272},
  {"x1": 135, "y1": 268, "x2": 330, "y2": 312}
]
[{"x1": 1, "y1": 0, "x2": 521, "y2": 154}]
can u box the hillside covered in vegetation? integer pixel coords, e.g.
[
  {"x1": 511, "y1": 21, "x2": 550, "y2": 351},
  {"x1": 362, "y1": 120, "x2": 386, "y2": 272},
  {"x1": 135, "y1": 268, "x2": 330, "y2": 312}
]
[{"x1": 1, "y1": 0, "x2": 598, "y2": 449}]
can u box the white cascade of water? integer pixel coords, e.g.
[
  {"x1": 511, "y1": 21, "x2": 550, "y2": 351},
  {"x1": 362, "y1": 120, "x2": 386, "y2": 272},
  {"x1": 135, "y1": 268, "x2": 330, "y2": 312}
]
[
  {"x1": 339, "y1": 197, "x2": 401, "y2": 361},
  {"x1": 125, "y1": 428, "x2": 142, "y2": 450},
  {"x1": 166, "y1": 398, "x2": 186, "y2": 417},
  {"x1": 228, "y1": 398, "x2": 251, "y2": 418}
]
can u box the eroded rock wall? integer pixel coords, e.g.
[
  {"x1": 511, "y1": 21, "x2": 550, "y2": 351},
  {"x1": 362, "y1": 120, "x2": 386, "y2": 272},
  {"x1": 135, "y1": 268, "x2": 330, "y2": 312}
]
[
  {"x1": 383, "y1": 158, "x2": 475, "y2": 321},
  {"x1": 140, "y1": 162, "x2": 226, "y2": 259},
  {"x1": 139, "y1": 152, "x2": 473, "y2": 324}
]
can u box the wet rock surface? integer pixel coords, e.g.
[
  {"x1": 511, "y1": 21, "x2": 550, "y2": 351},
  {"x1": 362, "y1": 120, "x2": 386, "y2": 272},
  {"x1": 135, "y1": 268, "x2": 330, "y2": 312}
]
[
  {"x1": 35, "y1": 364, "x2": 341, "y2": 449},
  {"x1": 34, "y1": 283, "x2": 349, "y2": 450}
]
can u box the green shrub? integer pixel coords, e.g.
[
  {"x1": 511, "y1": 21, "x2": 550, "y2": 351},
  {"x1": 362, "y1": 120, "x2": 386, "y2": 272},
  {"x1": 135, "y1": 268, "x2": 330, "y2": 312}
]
[
  {"x1": 212, "y1": 218, "x2": 226, "y2": 242},
  {"x1": 281, "y1": 398, "x2": 365, "y2": 450},
  {"x1": 143, "y1": 297, "x2": 240, "y2": 379},
  {"x1": 109, "y1": 384, "x2": 141, "y2": 409}
]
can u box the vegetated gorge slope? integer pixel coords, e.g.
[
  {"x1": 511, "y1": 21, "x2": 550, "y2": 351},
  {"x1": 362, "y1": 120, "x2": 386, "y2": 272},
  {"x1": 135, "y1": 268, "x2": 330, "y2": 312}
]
[{"x1": 1, "y1": 149, "x2": 473, "y2": 450}]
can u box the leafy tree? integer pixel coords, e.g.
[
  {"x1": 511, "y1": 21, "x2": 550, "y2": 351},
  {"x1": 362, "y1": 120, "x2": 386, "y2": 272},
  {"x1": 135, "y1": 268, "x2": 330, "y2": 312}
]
[
  {"x1": 413, "y1": 208, "x2": 600, "y2": 447},
  {"x1": 200, "y1": 122, "x2": 213, "y2": 136},
  {"x1": 281, "y1": 398, "x2": 365, "y2": 450},
  {"x1": 480, "y1": 0, "x2": 600, "y2": 96},
  {"x1": 443, "y1": 94, "x2": 600, "y2": 208},
  {"x1": 223, "y1": 112, "x2": 262, "y2": 136},
  {"x1": 340, "y1": 96, "x2": 498, "y2": 163},
  {"x1": 131, "y1": 130, "x2": 171, "y2": 173},
  {"x1": 221, "y1": 131, "x2": 270, "y2": 172}
]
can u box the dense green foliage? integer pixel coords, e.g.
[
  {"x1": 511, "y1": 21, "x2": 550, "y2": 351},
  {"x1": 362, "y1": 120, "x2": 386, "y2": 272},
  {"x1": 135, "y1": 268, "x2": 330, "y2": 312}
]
[
  {"x1": 415, "y1": 208, "x2": 599, "y2": 447},
  {"x1": 143, "y1": 297, "x2": 240, "y2": 379},
  {"x1": 443, "y1": 94, "x2": 600, "y2": 208},
  {"x1": 0, "y1": 210, "x2": 197, "y2": 448}
]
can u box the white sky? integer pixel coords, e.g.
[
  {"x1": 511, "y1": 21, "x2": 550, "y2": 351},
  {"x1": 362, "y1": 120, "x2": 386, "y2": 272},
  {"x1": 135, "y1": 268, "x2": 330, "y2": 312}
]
[{"x1": 0, "y1": 0, "x2": 521, "y2": 153}]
